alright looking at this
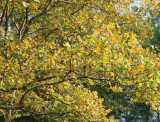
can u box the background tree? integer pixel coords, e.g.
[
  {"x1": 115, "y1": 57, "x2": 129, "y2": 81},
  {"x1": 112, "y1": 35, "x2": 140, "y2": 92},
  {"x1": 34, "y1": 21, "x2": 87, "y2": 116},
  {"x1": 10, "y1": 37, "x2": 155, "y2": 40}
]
[
  {"x1": 150, "y1": 3, "x2": 160, "y2": 53},
  {"x1": 0, "y1": 0, "x2": 159, "y2": 121}
]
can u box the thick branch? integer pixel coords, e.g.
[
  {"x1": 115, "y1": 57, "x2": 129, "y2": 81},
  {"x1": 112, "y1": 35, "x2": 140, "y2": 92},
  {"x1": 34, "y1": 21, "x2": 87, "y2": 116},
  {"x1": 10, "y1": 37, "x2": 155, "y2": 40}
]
[
  {"x1": 0, "y1": 105, "x2": 23, "y2": 110},
  {"x1": 19, "y1": 78, "x2": 70, "y2": 106},
  {"x1": 0, "y1": 0, "x2": 9, "y2": 28},
  {"x1": 18, "y1": 18, "x2": 26, "y2": 41},
  {"x1": 18, "y1": 74, "x2": 111, "y2": 106},
  {"x1": 84, "y1": 76, "x2": 111, "y2": 81},
  {"x1": 21, "y1": 108, "x2": 70, "y2": 118},
  {"x1": 28, "y1": 0, "x2": 55, "y2": 25},
  {"x1": 21, "y1": 0, "x2": 54, "y2": 39}
]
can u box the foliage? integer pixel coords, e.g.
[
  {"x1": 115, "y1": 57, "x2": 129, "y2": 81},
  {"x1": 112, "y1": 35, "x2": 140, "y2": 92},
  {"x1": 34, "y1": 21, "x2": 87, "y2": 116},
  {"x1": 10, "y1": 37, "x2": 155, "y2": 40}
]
[
  {"x1": 150, "y1": 3, "x2": 160, "y2": 53},
  {"x1": 0, "y1": 0, "x2": 159, "y2": 121}
]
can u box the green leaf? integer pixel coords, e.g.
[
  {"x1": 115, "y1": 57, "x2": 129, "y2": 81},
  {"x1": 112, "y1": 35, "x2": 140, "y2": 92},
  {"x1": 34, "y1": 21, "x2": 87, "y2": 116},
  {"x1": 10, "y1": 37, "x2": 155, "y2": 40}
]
[{"x1": 65, "y1": 42, "x2": 71, "y2": 50}]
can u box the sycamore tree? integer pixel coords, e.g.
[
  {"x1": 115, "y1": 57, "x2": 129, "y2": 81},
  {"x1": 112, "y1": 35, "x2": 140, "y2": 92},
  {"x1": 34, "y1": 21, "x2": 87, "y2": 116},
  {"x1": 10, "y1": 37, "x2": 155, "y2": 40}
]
[{"x1": 0, "y1": 0, "x2": 160, "y2": 121}]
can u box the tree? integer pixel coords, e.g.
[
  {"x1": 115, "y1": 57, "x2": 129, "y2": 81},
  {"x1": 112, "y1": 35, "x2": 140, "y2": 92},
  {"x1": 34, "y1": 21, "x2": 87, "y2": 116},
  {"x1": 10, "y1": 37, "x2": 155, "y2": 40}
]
[
  {"x1": 0, "y1": 0, "x2": 159, "y2": 121},
  {"x1": 150, "y1": 2, "x2": 160, "y2": 53}
]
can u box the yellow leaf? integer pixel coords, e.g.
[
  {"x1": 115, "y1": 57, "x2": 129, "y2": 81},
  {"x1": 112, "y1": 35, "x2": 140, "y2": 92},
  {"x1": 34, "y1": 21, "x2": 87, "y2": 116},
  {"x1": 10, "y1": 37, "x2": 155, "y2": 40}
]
[
  {"x1": 26, "y1": 40, "x2": 29, "y2": 46},
  {"x1": 77, "y1": 35, "x2": 81, "y2": 41},
  {"x1": 46, "y1": 91, "x2": 49, "y2": 95},
  {"x1": 111, "y1": 72, "x2": 114, "y2": 77},
  {"x1": 29, "y1": 37, "x2": 32, "y2": 40},
  {"x1": 134, "y1": 98, "x2": 137, "y2": 102},
  {"x1": 145, "y1": 101, "x2": 149, "y2": 105},
  {"x1": 140, "y1": 64, "x2": 145, "y2": 69},
  {"x1": 152, "y1": 102, "x2": 156, "y2": 108},
  {"x1": 96, "y1": 30, "x2": 100, "y2": 35},
  {"x1": 103, "y1": 58, "x2": 108, "y2": 64},
  {"x1": 108, "y1": 81, "x2": 111, "y2": 86},
  {"x1": 96, "y1": 46, "x2": 101, "y2": 54},
  {"x1": 155, "y1": 0, "x2": 158, "y2": 6},
  {"x1": 106, "y1": 109, "x2": 111, "y2": 114}
]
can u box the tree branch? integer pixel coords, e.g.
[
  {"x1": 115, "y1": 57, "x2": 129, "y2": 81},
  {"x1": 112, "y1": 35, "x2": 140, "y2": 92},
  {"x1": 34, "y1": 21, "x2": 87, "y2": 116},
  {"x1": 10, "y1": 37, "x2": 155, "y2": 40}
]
[
  {"x1": 18, "y1": 78, "x2": 69, "y2": 106},
  {"x1": 21, "y1": 0, "x2": 55, "y2": 39},
  {"x1": 18, "y1": 17, "x2": 26, "y2": 41},
  {"x1": 70, "y1": 4, "x2": 86, "y2": 16},
  {"x1": 28, "y1": 0, "x2": 54, "y2": 25},
  {"x1": 0, "y1": 0, "x2": 9, "y2": 28},
  {"x1": 0, "y1": 105, "x2": 23, "y2": 110},
  {"x1": 52, "y1": 95, "x2": 91, "y2": 122},
  {"x1": 21, "y1": 108, "x2": 70, "y2": 118},
  {"x1": 18, "y1": 74, "x2": 111, "y2": 106}
]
